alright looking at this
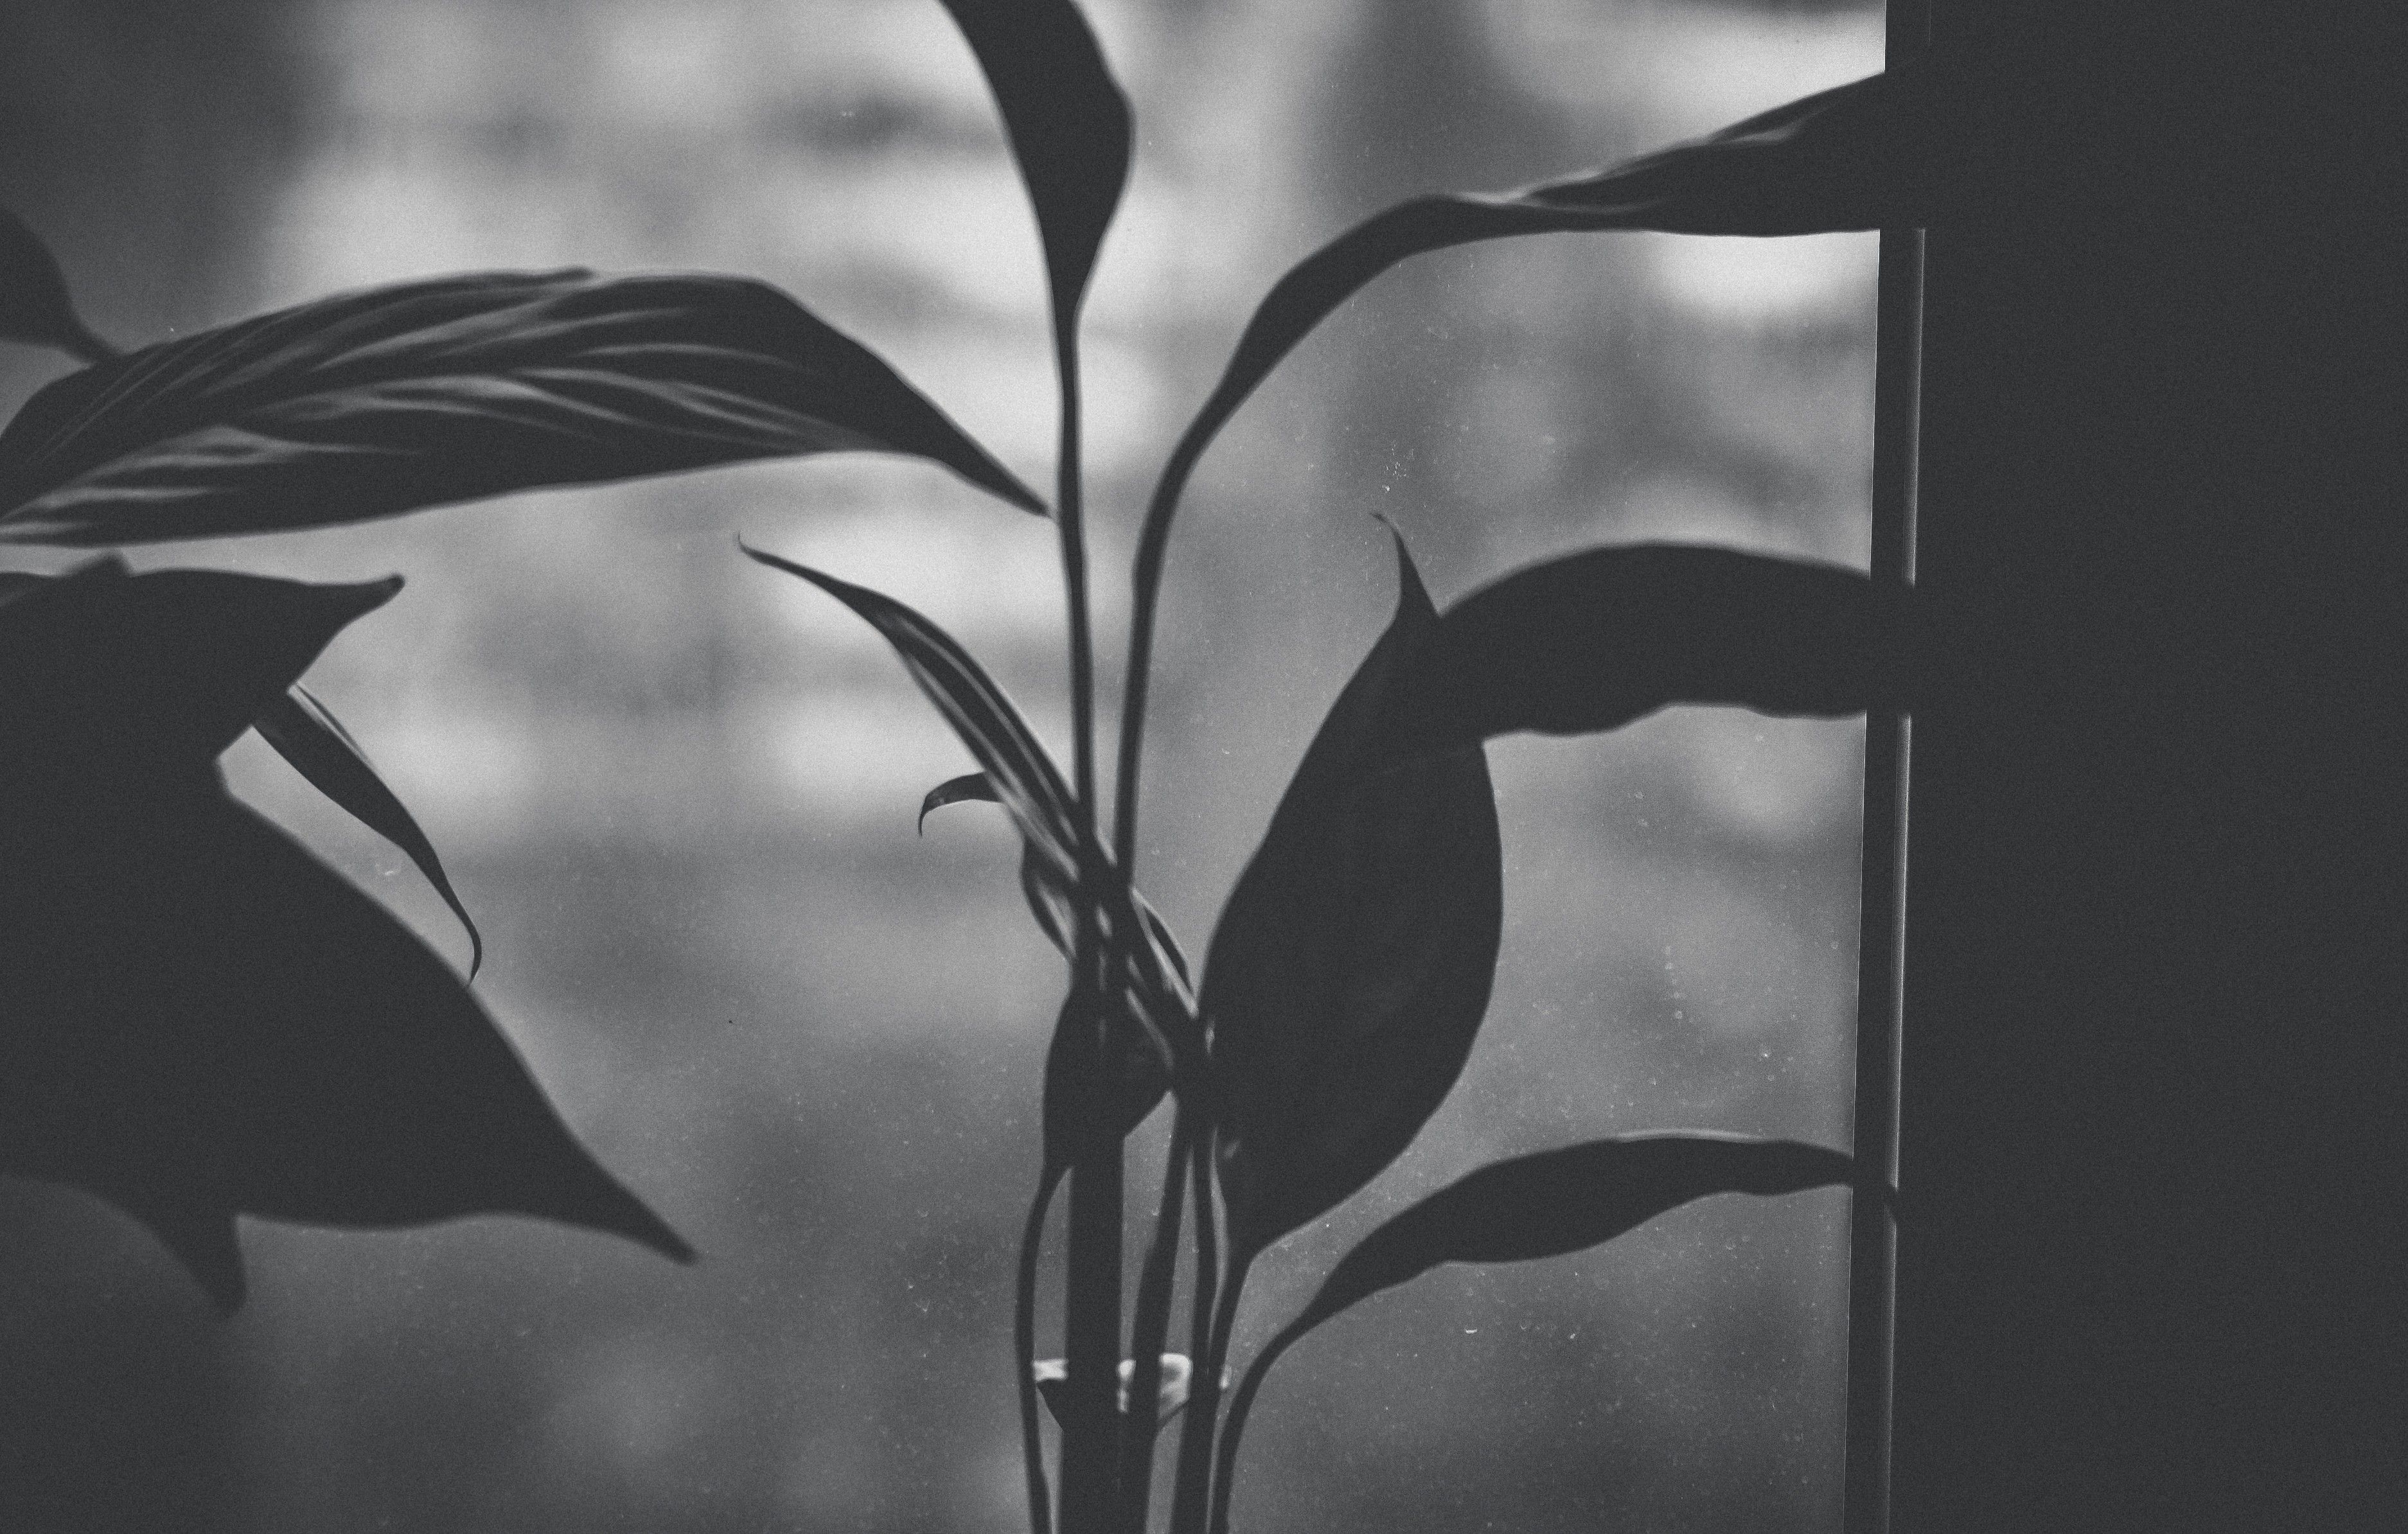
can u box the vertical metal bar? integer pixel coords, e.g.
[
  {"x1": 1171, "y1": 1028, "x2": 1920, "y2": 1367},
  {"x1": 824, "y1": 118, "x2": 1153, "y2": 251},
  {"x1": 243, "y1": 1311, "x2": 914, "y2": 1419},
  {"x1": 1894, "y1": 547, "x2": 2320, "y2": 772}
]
[{"x1": 1843, "y1": 4, "x2": 1929, "y2": 1531}]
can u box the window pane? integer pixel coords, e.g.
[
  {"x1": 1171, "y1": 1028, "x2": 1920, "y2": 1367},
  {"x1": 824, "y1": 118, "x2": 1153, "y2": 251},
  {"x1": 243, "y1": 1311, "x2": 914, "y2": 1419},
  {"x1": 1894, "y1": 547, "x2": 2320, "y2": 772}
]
[{"x1": 1, "y1": 2, "x2": 1882, "y2": 1530}]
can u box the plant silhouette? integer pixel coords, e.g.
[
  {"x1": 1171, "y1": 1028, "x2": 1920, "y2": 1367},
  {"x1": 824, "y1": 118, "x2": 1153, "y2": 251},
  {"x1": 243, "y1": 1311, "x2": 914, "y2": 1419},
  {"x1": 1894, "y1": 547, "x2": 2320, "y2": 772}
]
[{"x1": 0, "y1": 2, "x2": 1933, "y2": 1528}]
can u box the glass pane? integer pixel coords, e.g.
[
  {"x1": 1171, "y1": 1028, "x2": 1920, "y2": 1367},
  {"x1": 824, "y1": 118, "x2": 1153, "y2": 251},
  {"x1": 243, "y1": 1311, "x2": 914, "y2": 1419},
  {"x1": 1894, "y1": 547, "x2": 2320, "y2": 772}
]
[{"x1": 0, "y1": 1, "x2": 1882, "y2": 1530}]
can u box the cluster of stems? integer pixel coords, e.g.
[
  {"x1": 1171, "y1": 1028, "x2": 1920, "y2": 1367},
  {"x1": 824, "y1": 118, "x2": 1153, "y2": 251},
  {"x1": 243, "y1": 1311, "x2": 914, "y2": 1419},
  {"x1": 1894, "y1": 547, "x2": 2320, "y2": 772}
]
[{"x1": 1022, "y1": 282, "x2": 1263, "y2": 1534}]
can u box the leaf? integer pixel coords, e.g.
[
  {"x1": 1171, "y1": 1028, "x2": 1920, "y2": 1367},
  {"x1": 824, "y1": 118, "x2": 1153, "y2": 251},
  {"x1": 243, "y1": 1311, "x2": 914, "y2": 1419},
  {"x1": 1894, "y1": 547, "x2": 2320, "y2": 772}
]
[
  {"x1": 0, "y1": 569, "x2": 690, "y2": 1311},
  {"x1": 0, "y1": 557, "x2": 405, "y2": 783},
  {"x1": 746, "y1": 547, "x2": 1196, "y2": 1153},
  {"x1": 1, "y1": 206, "x2": 115, "y2": 363},
  {"x1": 744, "y1": 542, "x2": 1080, "y2": 896},
  {"x1": 1365, "y1": 543, "x2": 1910, "y2": 766},
  {"x1": 1201, "y1": 529, "x2": 1503, "y2": 1260},
  {"x1": 918, "y1": 770, "x2": 1002, "y2": 833},
  {"x1": 937, "y1": 0, "x2": 1133, "y2": 319},
  {"x1": 253, "y1": 684, "x2": 484, "y2": 978},
  {"x1": 0, "y1": 269, "x2": 1041, "y2": 546},
  {"x1": 1288, "y1": 1135, "x2": 1878, "y2": 1340},
  {"x1": 1151, "y1": 69, "x2": 1911, "y2": 520}
]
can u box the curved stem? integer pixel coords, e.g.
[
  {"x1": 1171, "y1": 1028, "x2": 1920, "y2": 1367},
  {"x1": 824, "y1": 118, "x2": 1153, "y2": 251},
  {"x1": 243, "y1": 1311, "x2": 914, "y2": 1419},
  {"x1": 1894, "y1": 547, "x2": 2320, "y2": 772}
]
[
  {"x1": 1018, "y1": 1168, "x2": 1066, "y2": 1534},
  {"x1": 1167, "y1": 1136, "x2": 1225, "y2": 1534},
  {"x1": 1119, "y1": 1112, "x2": 1195, "y2": 1529},
  {"x1": 1110, "y1": 455, "x2": 1195, "y2": 901},
  {"x1": 1208, "y1": 1314, "x2": 1306, "y2": 1534}
]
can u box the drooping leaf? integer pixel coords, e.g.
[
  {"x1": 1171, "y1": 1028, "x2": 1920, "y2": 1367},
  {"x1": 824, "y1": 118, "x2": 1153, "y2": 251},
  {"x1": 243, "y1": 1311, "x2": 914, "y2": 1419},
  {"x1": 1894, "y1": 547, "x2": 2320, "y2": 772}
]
[
  {"x1": 1201, "y1": 529, "x2": 1503, "y2": 1261},
  {"x1": 918, "y1": 770, "x2": 1002, "y2": 833},
  {"x1": 936, "y1": 0, "x2": 1133, "y2": 320},
  {"x1": 0, "y1": 556, "x2": 404, "y2": 781},
  {"x1": 252, "y1": 683, "x2": 484, "y2": 978},
  {"x1": 1151, "y1": 69, "x2": 1913, "y2": 522},
  {"x1": 744, "y1": 542, "x2": 1080, "y2": 895},
  {"x1": 0, "y1": 269, "x2": 1041, "y2": 546},
  {"x1": 1, "y1": 206, "x2": 115, "y2": 363},
  {"x1": 1288, "y1": 1135, "x2": 1877, "y2": 1341},
  {"x1": 747, "y1": 547, "x2": 1196, "y2": 1152},
  {"x1": 0, "y1": 567, "x2": 691, "y2": 1310},
  {"x1": 1364, "y1": 543, "x2": 1909, "y2": 766}
]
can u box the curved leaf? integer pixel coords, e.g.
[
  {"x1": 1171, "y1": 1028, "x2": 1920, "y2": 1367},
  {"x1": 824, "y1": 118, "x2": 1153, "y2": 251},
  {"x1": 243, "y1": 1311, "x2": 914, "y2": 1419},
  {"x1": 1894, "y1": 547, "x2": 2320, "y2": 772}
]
[
  {"x1": 0, "y1": 568, "x2": 689, "y2": 1310},
  {"x1": 0, "y1": 269, "x2": 1041, "y2": 545},
  {"x1": 746, "y1": 547, "x2": 1196, "y2": 1154},
  {"x1": 1365, "y1": 543, "x2": 1908, "y2": 766},
  {"x1": 1152, "y1": 69, "x2": 1910, "y2": 521},
  {"x1": 1289, "y1": 1134, "x2": 1876, "y2": 1340},
  {"x1": 937, "y1": 0, "x2": 1133, "y2": 319},
  {"x1": 1, "y1": 206, "x2": 114, "y2": 363},
  {"x1": 0, "y1": 557, "x2": 403, "y2": 782},
  {"x1": 253, "y1": 684, "x2": 484, "y2": 978},
  {"x1": 918, "y1": 770, "x2": 1002, "y2": 833},
  {"x1": 1201, "y1": 529, "x2": 1503, "y2": 1260}
]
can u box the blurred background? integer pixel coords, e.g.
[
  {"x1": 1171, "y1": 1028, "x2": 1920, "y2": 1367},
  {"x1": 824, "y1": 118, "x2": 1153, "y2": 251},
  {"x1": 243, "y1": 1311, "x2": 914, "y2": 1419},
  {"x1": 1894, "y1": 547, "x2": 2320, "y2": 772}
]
[{"x1": 0, "y1": 1, "x2": 1884, "y2": 1529}]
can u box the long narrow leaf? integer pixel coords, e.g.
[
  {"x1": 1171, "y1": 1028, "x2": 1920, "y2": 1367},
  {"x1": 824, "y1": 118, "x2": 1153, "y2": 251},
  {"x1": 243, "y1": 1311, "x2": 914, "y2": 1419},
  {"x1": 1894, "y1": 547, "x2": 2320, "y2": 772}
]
[
  {"x1": 0, "y1": 270, "x2": 1041, "y2": 545},
  {"x1": 1208, "y1": 1134, "x2": 1880, "y2": 1534},
  {"x1": 1202, "y1": 529, "x2": 1503, "y2": 1262},
  {"x1": 253, "y1": 684, "x2": 484, "y2": 978},
  {"x1": 746, "y1": 549, "x2": 1196, "y2": 1155},
  {"x1": 937, "y1": 0, "x2": 1133, "y2": 319},
  {"x1": 1291, "y1": 1134, "x2": 1875, "y2": 1339},
  {"x1": 1365, "y1": 543, "x2": 1909, "y2": 766},
  {"x1": 1, "y1": 206, "x2": 114, "y2": 363},
  {"x1": 1151, "y1": 68, "x2": 1912, "y2": 523}
]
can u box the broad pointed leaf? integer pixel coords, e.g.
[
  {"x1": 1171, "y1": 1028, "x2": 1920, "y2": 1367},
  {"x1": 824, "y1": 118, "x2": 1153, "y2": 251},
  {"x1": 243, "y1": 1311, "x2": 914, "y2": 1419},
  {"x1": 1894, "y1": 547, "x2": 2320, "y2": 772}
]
[
  {"x1": 0, "y1": 269, "x2": 1041, "y2": 545},
  {"x1": 1366, "y1": 543, "x2": 1909, "y2": 766},
  {"x1": 1, "y1": 206, "x2": 114, "y2": 363},
  {"x1": 937, "y1": 0, "x2": 1133, "y2": 319},
  {"x1": 0, "y1": 567, "x2": 691, "y2": 1310},
  {"x1": 253, "y1": 684, "x2": 484, "y2": 978},
  {"x1": 1201, "y1": 530, "x2": 1503, "y2": 1260},
  {"x1": 1152, "y1": 69, "x2": 1913, "y2": 522},
  {"x1": 1288, "y1": 1135, "x2": 1877, "y2": 1341},
  {"x1": 0, "y1": 557, "x2": 403, "y2": 781}
]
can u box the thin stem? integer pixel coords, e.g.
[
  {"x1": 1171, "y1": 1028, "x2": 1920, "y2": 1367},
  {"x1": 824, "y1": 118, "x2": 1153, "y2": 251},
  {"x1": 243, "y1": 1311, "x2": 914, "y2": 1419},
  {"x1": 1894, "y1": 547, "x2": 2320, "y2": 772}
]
[
  {"x1": 1207, "y1": 1313, "x2": 1303, "y2": 1534},
  {"x1": 1176, "y1": 1249, "x2": 1252, "y2": 1534},
  {"x1": 1167, "y1": 1136, "x2": 1224, "y2": 1534},
  {"x1": 1018, "y1": 1168, "x2": 1067, "y2": 1534},
  {"x1": 1118, "y1": 1113, "x2": 1194, "y2": 1530},
  {"x1": 1110, "y1": 459, "x2": 1193, "y2": 900},
  {"x1": 1052, "y1": 287, "x2": 1125, "y2": 1534}
]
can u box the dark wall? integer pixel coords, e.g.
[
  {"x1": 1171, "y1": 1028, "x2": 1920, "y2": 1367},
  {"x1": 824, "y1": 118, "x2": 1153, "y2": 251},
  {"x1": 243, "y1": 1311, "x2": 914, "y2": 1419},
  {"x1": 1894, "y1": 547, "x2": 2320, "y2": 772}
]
[{"x1": 1892, "y1": 4, "x2": 2396, "y2": 1528}]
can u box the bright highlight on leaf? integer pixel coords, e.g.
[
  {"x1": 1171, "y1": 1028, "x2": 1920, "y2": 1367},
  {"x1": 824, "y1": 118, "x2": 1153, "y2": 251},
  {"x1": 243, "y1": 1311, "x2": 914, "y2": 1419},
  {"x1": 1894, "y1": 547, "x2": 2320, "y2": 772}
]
[
  {"x1": 253, "y1": 683, "x2": 485, "y2": 978},
  {"x1": 0, "y1": 206, "x2": 115, "y2": 364},
  {"x1": 0, "y1": 560, "x2": 691, "y2": 1310},
  {"x1": 1202, "y1": 529, "x2": 1503, "y2": 1262},
  {"x1": 1364, "y1": 542, "x2": 1909, "y2": 767},
  {"x1": 0, "y1": 269, "x2": 1041, "y2": 547}
]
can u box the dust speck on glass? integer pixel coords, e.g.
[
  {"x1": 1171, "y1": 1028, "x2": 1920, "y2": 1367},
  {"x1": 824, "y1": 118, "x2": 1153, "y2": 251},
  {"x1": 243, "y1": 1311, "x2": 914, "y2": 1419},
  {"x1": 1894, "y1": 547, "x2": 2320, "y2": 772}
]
[{"x1": 0, "y1": 1, "x2": 1888, "y2": 1530}]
